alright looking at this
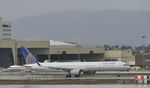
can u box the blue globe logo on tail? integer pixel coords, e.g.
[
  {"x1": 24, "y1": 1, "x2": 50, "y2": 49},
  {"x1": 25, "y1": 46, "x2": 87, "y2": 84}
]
[{"x1": 20, "y1": 46, "x2": 40, "y2": 66}]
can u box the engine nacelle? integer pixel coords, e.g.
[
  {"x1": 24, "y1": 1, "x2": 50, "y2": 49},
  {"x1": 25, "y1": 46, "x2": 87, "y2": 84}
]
[
  {"x1": 70, "y1": 69, "x2": 80, "y2": 75},
  {"x1": 83, "y1": 71, "x2": 96, "y2": 75}
]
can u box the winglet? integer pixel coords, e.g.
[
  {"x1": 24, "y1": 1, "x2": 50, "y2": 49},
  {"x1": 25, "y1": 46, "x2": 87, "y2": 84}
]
[{"x1": 20, "y1": 46, "x2": 41, "y2": 66}]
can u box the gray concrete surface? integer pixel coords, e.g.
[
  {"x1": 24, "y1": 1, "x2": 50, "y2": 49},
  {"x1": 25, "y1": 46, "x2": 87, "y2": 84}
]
[{"x1": 0, "y1": 70, "x2": 149, "y2": 80}]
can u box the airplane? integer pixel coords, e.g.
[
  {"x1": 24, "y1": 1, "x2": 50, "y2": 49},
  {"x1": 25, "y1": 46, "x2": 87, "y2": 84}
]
[
  {"x1": 20, "y1": 46, "x2": 131, "y2": 77},
  {"x1": 5, "y1": 65, "x2": 27, "y2": 72}
]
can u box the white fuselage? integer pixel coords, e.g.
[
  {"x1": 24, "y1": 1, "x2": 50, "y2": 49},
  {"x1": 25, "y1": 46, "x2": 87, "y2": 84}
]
[
  {"x1": 39, "y1": 61, "x2": 131, "y2": 71},
  {"x1": 6, "y1": 65, "x2": 27, "y2": 71}
]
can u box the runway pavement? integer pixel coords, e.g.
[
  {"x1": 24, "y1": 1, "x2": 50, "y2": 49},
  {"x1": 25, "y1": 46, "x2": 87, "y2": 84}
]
[{"x1": 0, "y1": 70, "x2": 149, "y2": 80}]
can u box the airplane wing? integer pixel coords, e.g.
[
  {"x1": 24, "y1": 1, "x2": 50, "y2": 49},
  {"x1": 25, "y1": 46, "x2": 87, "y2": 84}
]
[
  {"x1": 47, "y1": 66, "x2": 81, "y2": 75},
  {"x1": 47, "y1": 66, "x2": 74, "y2": 72}
]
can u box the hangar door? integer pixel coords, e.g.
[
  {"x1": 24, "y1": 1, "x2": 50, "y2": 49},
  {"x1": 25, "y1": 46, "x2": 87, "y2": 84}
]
[{"x1": 0, "y1": 48, "x2": 13, "y2": 67}]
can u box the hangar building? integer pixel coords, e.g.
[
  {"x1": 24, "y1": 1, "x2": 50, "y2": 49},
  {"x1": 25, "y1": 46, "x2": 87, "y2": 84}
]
[{"x1": 0, "y1": 40, "x2": 105, "y2": 67}]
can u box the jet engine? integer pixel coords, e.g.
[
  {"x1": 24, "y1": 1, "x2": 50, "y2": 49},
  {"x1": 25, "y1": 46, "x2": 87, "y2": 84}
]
[
  {"x1": 83, "y1": 71, "x2": 96, "y2": 75},
  {"x1": 70, "y1": 69, "x2": 81, "y2": 77}
]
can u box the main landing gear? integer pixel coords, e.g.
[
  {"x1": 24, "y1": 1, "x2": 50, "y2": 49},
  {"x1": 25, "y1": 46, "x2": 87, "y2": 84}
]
[
  {"x1": 66, "y1": 73, "x2": 80, "y2": 78},
  {"x1": 66, "y1": 73, "x2": 71, "y2": 77}
]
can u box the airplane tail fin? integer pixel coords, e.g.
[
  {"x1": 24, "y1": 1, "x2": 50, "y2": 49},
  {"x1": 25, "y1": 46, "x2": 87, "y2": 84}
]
[{"x1": 20, "y1": 46, "x2": 41, "y2": 66}]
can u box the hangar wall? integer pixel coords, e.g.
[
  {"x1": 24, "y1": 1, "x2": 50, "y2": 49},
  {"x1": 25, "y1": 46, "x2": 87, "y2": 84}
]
[
  {"x1": 0, "y1": 40, "x2": 135, "y2": 67},
  {"x1": 0, "y1": 40, "x2": 105, "y2": 67}
]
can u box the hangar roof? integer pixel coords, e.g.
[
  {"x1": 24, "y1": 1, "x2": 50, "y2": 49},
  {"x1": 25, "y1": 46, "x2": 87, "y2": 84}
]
[{"x1": 49, "y1": 40, "x2": 74, "y2": 46}]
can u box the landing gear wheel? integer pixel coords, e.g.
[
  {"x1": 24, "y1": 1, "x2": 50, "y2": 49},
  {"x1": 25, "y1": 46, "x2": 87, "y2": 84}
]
[
  {"x1": 74, "y1": 74, "x2": 80, "y2": 77},
  {"x1": 66, "y1": 73, "x2": 71, "y2": 78}
]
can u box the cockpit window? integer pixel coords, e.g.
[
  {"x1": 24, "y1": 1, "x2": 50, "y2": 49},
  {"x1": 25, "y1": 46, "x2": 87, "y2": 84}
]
[{"x1": 123, "y1": 64, "x2": 128, "y2": 66}]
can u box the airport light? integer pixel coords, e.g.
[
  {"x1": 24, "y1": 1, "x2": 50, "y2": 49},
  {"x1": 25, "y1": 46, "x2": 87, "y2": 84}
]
[
  {"x1": 57, "y1": 51, "x2": 60, "y2": 62},
  {"x1": 141, "y1": 35, "x2": 147, "y2": 69},
  {"x1": 77, "y1": 44, "x2": 80, "y2": 61},
  {"x1": 48, "y1": 40, "x2": 51, "y2": 62}
]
